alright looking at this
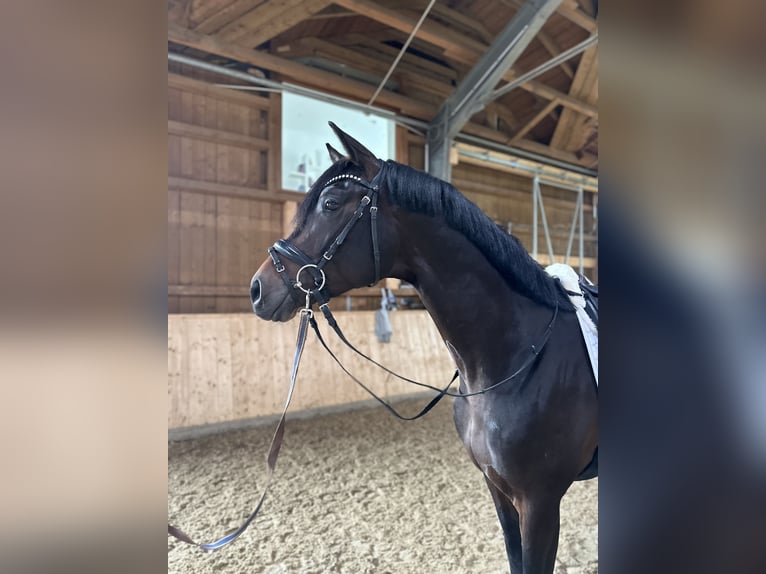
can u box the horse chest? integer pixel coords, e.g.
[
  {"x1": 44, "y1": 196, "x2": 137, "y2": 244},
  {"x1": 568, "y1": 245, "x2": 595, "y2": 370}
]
[{"x1": 453, "y1": 398, "x2": 507, "y2": 470}]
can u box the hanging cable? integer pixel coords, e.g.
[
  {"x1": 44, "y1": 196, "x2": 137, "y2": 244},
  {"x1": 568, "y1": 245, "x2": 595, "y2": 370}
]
[{"x1": 367, "y1": 0, "x2": 437, "y2": 106}]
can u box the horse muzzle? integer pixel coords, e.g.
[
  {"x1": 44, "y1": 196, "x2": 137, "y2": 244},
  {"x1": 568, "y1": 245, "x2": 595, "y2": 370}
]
[{"x1": 250, "y1": 266, "x2": 301, "y2": 322}]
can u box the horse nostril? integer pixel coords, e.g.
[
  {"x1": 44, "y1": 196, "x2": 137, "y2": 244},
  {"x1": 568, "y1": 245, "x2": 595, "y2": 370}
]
[{"x1": 250, "y1": 278, "x2": 262, "y2": 305}]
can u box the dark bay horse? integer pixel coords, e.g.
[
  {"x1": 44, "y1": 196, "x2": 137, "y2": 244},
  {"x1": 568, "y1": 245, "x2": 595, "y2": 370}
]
[{"x1": 250, "y1": 123, "x2": 598, "y2": 574}]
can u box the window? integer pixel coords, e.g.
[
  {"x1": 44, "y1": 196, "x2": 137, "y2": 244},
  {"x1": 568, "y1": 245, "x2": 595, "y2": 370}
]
[{"x1": 281, "y1": 92, "x2": 395, "y2": 192}]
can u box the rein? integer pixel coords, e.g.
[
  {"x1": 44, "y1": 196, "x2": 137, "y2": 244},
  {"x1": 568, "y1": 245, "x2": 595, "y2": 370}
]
[
  {"x1": 168, "y1": 167, "x2": 558, "y2": 551},
  {"x1": 168, "y1": 308, "x2": 311, "y2": 550}
]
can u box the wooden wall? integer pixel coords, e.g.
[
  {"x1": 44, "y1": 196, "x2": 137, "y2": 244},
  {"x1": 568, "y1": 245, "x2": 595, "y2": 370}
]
[
  {"x1": 168, "y1": 311, "x2": 454, "y2": 429},
  {"x1": 168, "y1": 63, "x2": 295, "y2": 313}
]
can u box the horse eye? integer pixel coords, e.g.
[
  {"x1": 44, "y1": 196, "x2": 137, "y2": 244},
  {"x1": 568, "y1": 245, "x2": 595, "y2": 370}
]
[{"x1": 323, "y1": 198, "x2": 340, "y2": 211}]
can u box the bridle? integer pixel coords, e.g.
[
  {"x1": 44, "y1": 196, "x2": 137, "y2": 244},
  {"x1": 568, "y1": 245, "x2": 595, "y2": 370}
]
[
  {"x1": 168, "y1": 162, "x2": 561, "y2": 552},
  {"x1": 267, "y1": 169, "x2": 384, "y2": 312}
]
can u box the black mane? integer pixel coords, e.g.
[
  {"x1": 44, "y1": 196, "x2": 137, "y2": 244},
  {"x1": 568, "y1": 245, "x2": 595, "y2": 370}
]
[
  {"x1": 293, "y1": 159, "x2": 573, "y2": 310},
  {"x1": 381, "y1": 161, "x2": 573, "y2": 310}
]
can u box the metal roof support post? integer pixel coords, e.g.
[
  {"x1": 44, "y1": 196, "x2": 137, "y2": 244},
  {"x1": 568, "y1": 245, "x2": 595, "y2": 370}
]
[
  {"x1": 490, "y1": 34, "x2": 599, "y2": 102},
  {"x1": 426, "y1": 109, "x2": 453, "y2": 182},
  {"x1": 426, "y1": 0, "x2": 563, "y2": 181},
  {"x1": 536, "y1": 179, "x2": 556, "y2": 264},
  {"x1": 565, "y1": 188, "x2": 581, "y2": 264}
]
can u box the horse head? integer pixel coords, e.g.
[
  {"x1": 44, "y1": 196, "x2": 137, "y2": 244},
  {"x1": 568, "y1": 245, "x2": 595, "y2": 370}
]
[{"x1": 250, "y1": 123, "x2": 401, "y2": 321}]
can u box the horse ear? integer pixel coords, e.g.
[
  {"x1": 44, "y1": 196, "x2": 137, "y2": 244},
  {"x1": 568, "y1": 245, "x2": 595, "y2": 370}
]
[
  {"x1": 325, "y1": 143, "x2": 345, "y2": 163},
  {"x1": 328, "y1": 121, "x2": 380, "y2": 180}
]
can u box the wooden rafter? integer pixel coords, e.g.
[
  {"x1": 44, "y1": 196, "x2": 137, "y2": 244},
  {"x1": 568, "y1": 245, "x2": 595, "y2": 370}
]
[
  {"x1": 510, "y1": 99, "x2": 560, "y2": 143},
  {"x1": 329, "y1": 33, "x2": 459, "y2": 80},
  {"x1": 513, "y1": 138, "x2": 597, "y2": 166},
  {"x1": 168, "y1": 23, "x2": 434, "y2": 118},
  {"x1": 308, "y1": 10, "x2": 357, "y2": 20},
  {"x1": 294, "y1": 37, "x2": 450, "y2": 84},
  {"x1": 168, "y1": 0, "x2": 194, "y2": 27},
  {"x1": 500, "y1": 0, "x2": 596, "y2": 33},
  {"x1": 535, "y1": 31, "x2": 574, "y2": 79},
  {"x1": 428, "y1": 3, "x2": 495, "y2": 44},
  {"x1": 521, "y1": 80, "x2": 596, "y2": 117},
  {"x1": 454, "y1": 143, "x2": 598, "y2": 191},
  {"x1": 192, "y1": 0, "x2": 266, "y2": 34},
  {"x1": 288, "y1": 38, "x2": 454, "y2": 97},
  {"x1": 557, "y1": 0, "x2": 597, "y2": 32},
  {"x1": 387, "y1": 0, "x2": 495, "y2": 44},
  {"x1": 216, "y1": 0, "x2": 330, "y2": 45},
  {"x1": 503, "y1": 0, "x2": 573, "y2": 78},
  {"x1": 549, "y1": 44, "x2": 598, "y2": 151},
  {"x1": 485, "y1": 102, "x2": 521, "y2": 132},
  {"x1": 332, "y1": 0, "x2": 487, "y2": 65}
]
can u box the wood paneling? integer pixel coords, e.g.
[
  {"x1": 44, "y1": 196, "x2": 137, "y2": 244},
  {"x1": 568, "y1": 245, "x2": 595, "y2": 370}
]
[
  {"x1": 168, "y1": 68, "x2": 284, "y2": 313},
  {"x1": 168, "y1": 311, "x2": 454, "y2": 429}
]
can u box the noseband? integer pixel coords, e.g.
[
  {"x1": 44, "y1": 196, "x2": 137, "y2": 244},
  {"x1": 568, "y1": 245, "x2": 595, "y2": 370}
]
[{"x1": 267, "y1": 170, "x2": 383, "y2": 310}]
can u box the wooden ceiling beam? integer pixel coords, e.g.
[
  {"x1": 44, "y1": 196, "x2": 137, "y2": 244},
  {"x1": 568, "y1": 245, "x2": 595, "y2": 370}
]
[
  {"x1": 513, "y1": 138, "x2": 597, "y2": 166},
  {"x1": 168, "y1": 0, "x2": 193, "y2": 27},
  {"x1": 329, "y1": 33, "x2": 459, "y2": 80},
  {"x1": 521, "y1": 80, "x2": 597, "y2": 117},
  {"x1": 460, "y1": 122, "x2": 595, "y2": 168},
  {"x1": 290, "y1": 37, "x2": 454, "y2": 97},
  {"x1": 429, "y1": 4, "x2": 495, "y2": 44},
  {"x1": 484, "y1": 102, "x2": 521, "y2": 132},
  {"x1": 549, "y1": 44, "x2": 598, "y2": 150},
  {"x1": 308, "y1": 10, "x2": 357, "y2": 20},
  {"x1": 332, "y1": 0, "x2": 486, "y2": 65},
  {"x1": 557, "y1": 0, "x2": 597, "y2": 32},
  {"x1": 191, "y1": 0, "x2": 266, "y2": 35},
  {"x1": 536, "y1": 31, "x2": 574, "y2": 78},
  {"x1": 223, "y1": 0, "x2": 331, "y2": 47},
  {"x1": 510, "y1": 99, "x2": 560, "y2": 143},
  {"x1": 294, "y1": 37, "x2": 449, "y2": 85},
  {"x1": 502, "y1": 0, "x2": 573, "y2": 78},
  {"x1": 168, "y1": 23, "x2": 434, "y2": 118},
  {"x1": 216, "y1": 0, "x2": 310, "y2": 43},
  {"x1": 387, "y1": 0, "x2": 495, "y2": 44},
  {"x1": 454, "y1": 143, "x2": 599, "y2": 191}
]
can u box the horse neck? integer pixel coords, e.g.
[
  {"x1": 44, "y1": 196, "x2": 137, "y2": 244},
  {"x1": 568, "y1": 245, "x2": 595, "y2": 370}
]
[{"x1": 392, "y1": 213, "x2": 555, "y2": 388}]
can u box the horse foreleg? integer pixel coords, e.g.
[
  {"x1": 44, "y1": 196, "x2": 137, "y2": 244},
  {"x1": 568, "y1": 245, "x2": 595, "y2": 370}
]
[
  {"x1": 518, "y1": 493, "x2": 562, "y2": 574},
  {"x1": 484, "y1": 477, "x2": 523, "y2": 574}
]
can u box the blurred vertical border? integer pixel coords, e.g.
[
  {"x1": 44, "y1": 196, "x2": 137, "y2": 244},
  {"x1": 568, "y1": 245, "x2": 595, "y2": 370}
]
[
  {"x1": 0, "y1": 2, "x2": 168, "y2": 573},
  {"x1": 600, "y1": 0, "x2": 766, "y2": 572}
]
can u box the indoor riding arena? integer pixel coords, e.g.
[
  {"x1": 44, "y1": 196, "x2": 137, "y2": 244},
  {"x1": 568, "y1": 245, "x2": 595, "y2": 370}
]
[{"x1": 168, "y1": 1, "x2": 598, "y2": 572}]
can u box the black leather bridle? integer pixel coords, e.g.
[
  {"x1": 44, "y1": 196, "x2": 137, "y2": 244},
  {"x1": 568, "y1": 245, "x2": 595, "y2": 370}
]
[{"x1": 267, "y1": 169, "x2": 384, "y2": 311}]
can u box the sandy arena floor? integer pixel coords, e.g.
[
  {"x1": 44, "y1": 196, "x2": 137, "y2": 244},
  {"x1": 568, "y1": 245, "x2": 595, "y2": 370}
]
[{"x1": 168, "y1": 399, "x2": 597, "y2": 573}]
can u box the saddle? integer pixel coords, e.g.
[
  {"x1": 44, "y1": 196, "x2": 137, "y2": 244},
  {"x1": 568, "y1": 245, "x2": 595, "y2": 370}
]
[{"x1": 579, "y1": 275, "x2": 598, "y2": 326}]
